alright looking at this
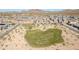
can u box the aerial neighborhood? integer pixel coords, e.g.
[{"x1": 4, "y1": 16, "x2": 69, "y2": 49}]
[{"x1": 0, "y1": 9, "x2": 79, "y2": 50}]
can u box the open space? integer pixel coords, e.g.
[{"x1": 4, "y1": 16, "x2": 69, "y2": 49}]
[{"x1": 25, "y1": 28, "x2": 64, "y2": 47}]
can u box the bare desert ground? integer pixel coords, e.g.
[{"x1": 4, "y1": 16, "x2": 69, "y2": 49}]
[{"x1": 0, "y1": 24, "x2": 79, "y2": 50}]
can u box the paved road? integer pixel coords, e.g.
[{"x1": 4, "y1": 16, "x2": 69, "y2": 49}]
[
  {"x1": 0, "y1": 24, "x2": 19, "y2": 38},
  {"x1": 62, "y1": 23, "x2": 79, "y2": 33}
]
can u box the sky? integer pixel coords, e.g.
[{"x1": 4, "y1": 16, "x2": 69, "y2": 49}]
[
  {"x1": 44, "y1": 9, "x2": 63, "y2": 11},
  {"x1": 0, "y1": 9, "x2": 64, "y2": 12}
]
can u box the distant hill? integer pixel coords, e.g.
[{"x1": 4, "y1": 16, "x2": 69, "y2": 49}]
[
  {"x1": 24, "y1": 9, "x2": 79, "y2": 16},
  {"x1": 63, "y1": 9, "x2": 79, "y2": 13},
  {"x1": 0, "y1": 9, "x2": 79, "y2": 16}
]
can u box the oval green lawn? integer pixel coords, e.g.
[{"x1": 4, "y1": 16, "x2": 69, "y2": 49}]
[{"x1": 25, "y1": 29, "x2": 64, "y2": 47}]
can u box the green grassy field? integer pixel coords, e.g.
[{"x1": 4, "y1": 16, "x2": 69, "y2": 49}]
[{"x1": 25, "y1": 28, "x2": 64, "y2": 47}]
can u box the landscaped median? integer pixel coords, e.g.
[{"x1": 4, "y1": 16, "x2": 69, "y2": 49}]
[{"x1": 24, "y1": 28, "x2": 64, "y2": 47}]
